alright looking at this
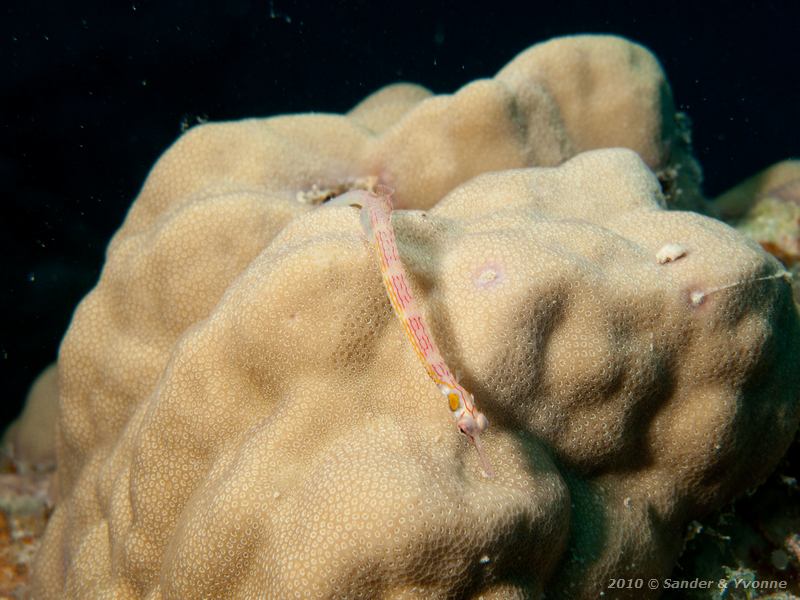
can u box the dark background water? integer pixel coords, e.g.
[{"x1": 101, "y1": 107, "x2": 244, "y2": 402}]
[{"x1": 1, "y1": 0, "x2": 798, "y2": 430}]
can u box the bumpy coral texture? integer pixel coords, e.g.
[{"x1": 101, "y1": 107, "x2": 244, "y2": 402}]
[
  {"x1": 3, "y1": 363, "x2": 58, "y2": 468},
  {"x1": 33, "y1": 36, "x2": 799, "y2": 598}
]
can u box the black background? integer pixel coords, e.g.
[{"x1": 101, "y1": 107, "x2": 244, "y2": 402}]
[{"x1": 2, "y1": 0, "x2": 798, "y2": 429}]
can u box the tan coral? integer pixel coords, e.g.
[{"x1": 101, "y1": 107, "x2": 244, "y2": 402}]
[
  {"x1": 3, "y1": 363, "x2": 58, "y2": 470},
  {"x1": 713, "y1": 160, "x2": 800, "y2": 221},
  {"x1": 714, "y1": 161, "x2": 800, "y2": 269},
  {"x1": 29, "y1": 35, "x2": 800, "y2": 599}
]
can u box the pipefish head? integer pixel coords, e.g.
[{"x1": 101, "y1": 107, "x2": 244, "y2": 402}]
[
  {"x1": 437, "y1": 385, "x2": 489, "y2": 436},
  {"x1": 458, "y1": 408, "x2": 493, "y2": 479},
  {"x1": 450, "y1": 389, "x2": 493, "y2": 477},
  {"x1": 438, "y1": 385, "x2": 493, "y2": 477},
  {"x1": 456, "y1": 407, "x2": 489, "y2": 439}
]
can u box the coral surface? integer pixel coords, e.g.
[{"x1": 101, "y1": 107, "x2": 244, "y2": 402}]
[
  {"x1": 30, "y1": 35, "x2": 800, "y2": 598},
  {"x1": 3, "y1": 364, "x2": 58, "y2": 470},
  {"x1": 716, "y1": 161, "x2": 800, "y2": 276}
]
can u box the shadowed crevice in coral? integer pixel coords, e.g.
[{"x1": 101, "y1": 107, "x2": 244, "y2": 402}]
[{"x1": 546, "y1": 471, "x2": 608, "y2": 599}]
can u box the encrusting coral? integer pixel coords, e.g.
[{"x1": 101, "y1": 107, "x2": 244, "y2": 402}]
[
  {"x1": 714, "y1": 160, "x2": 800, "y2": 275},
  {"x1": 3, "y1": 363, "x2": 58, "y2": 470},
  {"x1": 29, "y1": 35, "x2": 800, "y2": 598}
]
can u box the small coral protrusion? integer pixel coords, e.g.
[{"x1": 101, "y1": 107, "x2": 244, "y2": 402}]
[{"x1": 656, "y1": 243, "x2": 687, "y2": 264}]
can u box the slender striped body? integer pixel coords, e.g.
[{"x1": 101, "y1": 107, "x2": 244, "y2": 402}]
[{"x1": 328, "y1": 186, "x2": 493, "y2": 477}]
